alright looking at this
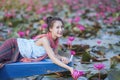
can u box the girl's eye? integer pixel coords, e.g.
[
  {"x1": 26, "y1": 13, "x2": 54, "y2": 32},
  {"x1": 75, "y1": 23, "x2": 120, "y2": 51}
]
[
  {"x1": 56, "y1": 26, "x2": 59, "y2": 29},
  {"x1": 56, "y1": 26, "x2": 64, "y2": 29}
]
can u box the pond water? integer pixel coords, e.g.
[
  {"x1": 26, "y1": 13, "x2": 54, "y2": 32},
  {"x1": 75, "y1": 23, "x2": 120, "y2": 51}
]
[{"x1": 1, "y1": 26, "x2": 120, "y2": 80}]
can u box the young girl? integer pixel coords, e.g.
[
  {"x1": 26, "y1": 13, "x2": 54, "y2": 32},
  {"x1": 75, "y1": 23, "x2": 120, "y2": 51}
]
[{"x1": 0, "y1": 16, "x2": 81, "y2": 79}]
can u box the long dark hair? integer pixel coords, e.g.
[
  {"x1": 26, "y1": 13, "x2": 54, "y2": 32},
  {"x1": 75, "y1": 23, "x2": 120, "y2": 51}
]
[{"x1": 45, "y1": 16, "x2": 64, "y2": 32}]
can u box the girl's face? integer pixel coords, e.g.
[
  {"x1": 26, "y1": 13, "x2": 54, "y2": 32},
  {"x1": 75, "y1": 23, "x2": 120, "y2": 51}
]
[{"x1": 50, "y1": 21, "x2": 64, "y2": 39}]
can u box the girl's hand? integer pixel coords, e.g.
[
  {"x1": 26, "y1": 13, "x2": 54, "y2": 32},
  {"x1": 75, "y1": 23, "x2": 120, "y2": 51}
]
[
  {"x1": 70, "y1": 67, "x2": 74, "y2": 74},
  {"x1": 0, "y1": 63, "x2": 4, "y2": 68},
  {"x1": 60, "y1": 57, "x2": 70, "y2": 64}
]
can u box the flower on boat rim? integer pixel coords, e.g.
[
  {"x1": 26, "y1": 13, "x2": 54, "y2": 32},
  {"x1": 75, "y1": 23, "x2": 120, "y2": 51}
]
[{"x1": 70, "y1": 50, "x2": 76, "y2": 55}]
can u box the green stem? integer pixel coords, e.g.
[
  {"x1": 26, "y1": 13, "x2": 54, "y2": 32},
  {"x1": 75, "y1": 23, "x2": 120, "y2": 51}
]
[{"x1": 99, "y1": 70, "x2": 101, "y2": 80}]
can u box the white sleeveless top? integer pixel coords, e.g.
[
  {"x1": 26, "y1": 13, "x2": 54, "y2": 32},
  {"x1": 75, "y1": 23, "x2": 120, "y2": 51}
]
[{"x1": 17, "y1": 38, "x2": 46, "y2": 59}]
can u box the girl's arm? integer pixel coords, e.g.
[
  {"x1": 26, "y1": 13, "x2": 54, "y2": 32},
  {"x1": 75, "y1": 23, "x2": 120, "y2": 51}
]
[
  {"x1": 54, "y1": 48, "x2": 70, "y2": 64},
  {"x1": 54, "y1": 47, "x2": 62, "y2": 59},
  {"x1": 41, "y1": 37, "x2": 73, "y2": 73}
]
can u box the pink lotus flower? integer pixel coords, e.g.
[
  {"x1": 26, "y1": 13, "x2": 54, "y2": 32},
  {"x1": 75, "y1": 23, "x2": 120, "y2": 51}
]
[
  {"x1": 96, "y1": 13, "x2": 100, "y2": 19},
  {"x1": 68, "y1": 18, "x2": 73, "y2": 24},
  {"x1": 103, "y1": 17, "x2": 115, "y2": 24},
  {"x1": 72, "y1": 5, "x2": 80, "y2": 10},
  {"x1": 94, "y1": 63, "x2": 105, "y2": 70},
  {"x1": 47, "y1": 3, "x2": 53, "y2": 12},
  {"x1": 117, "y1": 16, "x2": 120, "y2": 21},
  {"x1": 97, "y1": 40, "x2": 102, "y2": 45},
  {"x1": 43, "y1": 16, "x2": 47, "y2": 20},
  {"x1": 77, "y1": 10, "x2": 85, "y2": 15},
  {"x1": 18, "y1": 31, "x2": 25, "y2": 37},
  {"x1": 65, "y1": 0, "x2": 72, "y2": 5},
  {"x1": 4, "y1": 12, "x2": 12, "y2": 18},
  {"x1": 36, "y1": 7, "x2": 46, "y2": 14},
  {"x1": 78, "y1": 70, "x2": 85, "y2": 76},
  {"x1": 94, "y1": 63, "x2": 105, "y2": 80},
  {"x1": 77, "y1": 24, "x2": 85, "y2": 31},
  {"x1": 72, "y1": 70, "x2": 85, "y2": 80},
  {"x1": 67, "y1": 36, "x2": 75, "y2": 49},
  {"x1": 41, "y1": 23, "x2": 47, "y2": 29},
  {"x1": 47, "y1": 7, "x2": 53, "y2": 12},
  {"x1": 26, "y1": 6, "x2": 32, "y2": 12},
  {"x1": 73, "y1": 16, "x2": 80, "y2": 23},
  {"x1": 70, "y1": 50, "x2": 76, "y2": 62},
  {"x1": 106, "y1": 7, "x2": 111, "y2": 12},
  {"x1": 70, "y1": 50, "x2": 76, "y2": 55},
  {"x1": 100, "y1": 12, "x2": 105, "y2": 18},
  {"x1": 68, "y1": 36, "x2": 75, "y2": 41}
]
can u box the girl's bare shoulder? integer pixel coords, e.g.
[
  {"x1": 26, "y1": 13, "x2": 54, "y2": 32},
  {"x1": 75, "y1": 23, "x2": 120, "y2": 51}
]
[
  {"x1": 41, "y1": 36, "x2": 48, "y2": 42},
  {"x1": 35, "y1": 37, "x2": 49, "y2": 45}
]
